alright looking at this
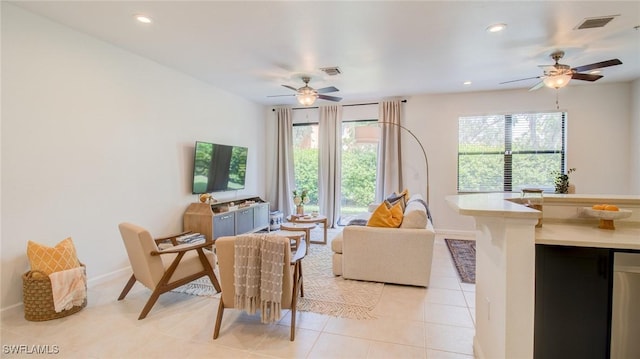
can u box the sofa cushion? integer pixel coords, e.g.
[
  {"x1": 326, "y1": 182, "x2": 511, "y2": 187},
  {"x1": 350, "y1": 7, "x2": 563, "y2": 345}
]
[
  {"x1": 400, "y1": 199, "x2": 428, "y2": 229},
  {"x1": 367, "y1": 200, "x2": 403, "y2": 228},
  {"x1": 331, "y1": 232, "x2": 343, "y2": 253},
  {"x1": 386, "y1": 189, "x2": 410, "y2": 212},
  {"x1": 346, "y1": 218, "x2": 368, "y2": 226}
]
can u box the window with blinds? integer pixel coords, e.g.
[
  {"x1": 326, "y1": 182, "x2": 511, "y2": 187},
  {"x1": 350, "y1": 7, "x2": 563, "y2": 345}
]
[{"x1": 458, "y1": 112, "x2": 566, "y2": 193}]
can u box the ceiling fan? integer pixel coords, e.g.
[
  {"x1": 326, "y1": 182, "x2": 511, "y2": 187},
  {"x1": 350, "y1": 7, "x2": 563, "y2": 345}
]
[
  {"x1": 501, "y1": 50, "x2": 622, "y2": 91},
  {"x1": 268, "y1": 76, "x2": 342, "y2": 106}
]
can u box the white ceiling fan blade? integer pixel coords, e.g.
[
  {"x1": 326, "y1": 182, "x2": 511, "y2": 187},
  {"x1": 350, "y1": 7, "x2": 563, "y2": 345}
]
[{"x1": 528, "y1": 81, "x2": 545, "y2": 91}]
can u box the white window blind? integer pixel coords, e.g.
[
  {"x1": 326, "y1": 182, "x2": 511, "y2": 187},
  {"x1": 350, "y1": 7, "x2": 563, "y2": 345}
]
[{"x1": 458, "y1": 112, "x2": 566, "y2": 193}]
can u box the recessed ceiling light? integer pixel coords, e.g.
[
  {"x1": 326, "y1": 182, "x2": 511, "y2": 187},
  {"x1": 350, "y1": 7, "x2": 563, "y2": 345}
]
[
  {"x1": 589, "y1": 70, "x2": 601, "y2": 75},
  {"x1": 463, "y1": 81, "x2": 472, "y2": 85},
  {"x1": 135, "y1": 15, "x2": 152, "y2": 24},
  {"x1": 487, "y1": 23, "x2": 507, "y2": 33}
]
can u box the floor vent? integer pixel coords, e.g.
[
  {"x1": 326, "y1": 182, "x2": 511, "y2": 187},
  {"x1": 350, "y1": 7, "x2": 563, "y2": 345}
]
[{"x1": 576, "y1": 15, "x2": 617, "y2": 30}]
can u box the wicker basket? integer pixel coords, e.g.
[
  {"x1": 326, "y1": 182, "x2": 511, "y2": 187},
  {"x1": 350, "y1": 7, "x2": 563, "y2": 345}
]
[{"x1": 22, "y1": 265, "x2": 87, "y2": 321}]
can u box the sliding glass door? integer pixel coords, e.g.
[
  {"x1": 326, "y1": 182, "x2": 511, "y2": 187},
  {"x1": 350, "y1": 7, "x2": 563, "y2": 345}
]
[
  {"x1": 292, "y1": 123, "x2": 319, "y2": 213},
  {"x1": 338, "y1": 120, "x2": 378, "y2": 225}
]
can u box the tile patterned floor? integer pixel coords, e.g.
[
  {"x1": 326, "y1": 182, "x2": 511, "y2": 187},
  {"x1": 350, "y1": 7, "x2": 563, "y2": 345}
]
[{"x1": 1, "y1": 231, "x2": 475, "y2": 358}]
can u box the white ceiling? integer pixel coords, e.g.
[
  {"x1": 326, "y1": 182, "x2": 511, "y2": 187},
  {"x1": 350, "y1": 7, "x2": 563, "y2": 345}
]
[{"x1": 10, "y1": 1, "x2": 640, "y2": 106}]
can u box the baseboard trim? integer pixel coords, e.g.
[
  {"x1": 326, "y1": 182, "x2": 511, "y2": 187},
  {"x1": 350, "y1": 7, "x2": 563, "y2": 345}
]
[
  {"x1": 87, "y1": 267, "x2": 131, "y2": 288},
  {"x1": 0, "y1": 266, "x2": 131, "y2": 314}
]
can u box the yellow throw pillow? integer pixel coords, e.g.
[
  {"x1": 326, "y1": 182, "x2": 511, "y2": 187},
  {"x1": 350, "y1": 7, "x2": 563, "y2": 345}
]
[
  {"x1": 367, "y1": 200, "x2": 404, "y2": 228},
  {"x1": 27, "y1": 237, "x2": 80, "y2": 275}
]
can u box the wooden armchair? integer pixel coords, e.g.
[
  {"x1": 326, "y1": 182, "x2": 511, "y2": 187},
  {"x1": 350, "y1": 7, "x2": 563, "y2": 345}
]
[
  {"x1": 117, "y1": 222, "x2": 221, "y2": 319},
  {"x1": 213, "y1": 235, "x2": 305, "y2": 341}
]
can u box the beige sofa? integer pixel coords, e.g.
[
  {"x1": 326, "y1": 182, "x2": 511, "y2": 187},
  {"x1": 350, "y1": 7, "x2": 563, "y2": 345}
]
[{"x1": 331, "y1": 194, "x2": 435, "y2": 287}]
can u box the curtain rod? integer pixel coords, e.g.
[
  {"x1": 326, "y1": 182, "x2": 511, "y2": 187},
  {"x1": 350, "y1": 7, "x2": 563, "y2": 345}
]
[{"x1": 272, "y1": 99, "x2": 407, "y2": 111}]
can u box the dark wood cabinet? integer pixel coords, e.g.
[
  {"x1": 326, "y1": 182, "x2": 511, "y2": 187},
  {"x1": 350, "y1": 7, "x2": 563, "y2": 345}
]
[{"x1": 534, "y1": 245, "x2": 612, "y2": 359}]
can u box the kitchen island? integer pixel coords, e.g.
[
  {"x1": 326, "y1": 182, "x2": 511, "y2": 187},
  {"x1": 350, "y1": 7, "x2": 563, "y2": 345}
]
[{"x1": 447, "y1": 193, "x2": 640, "y2": 359}]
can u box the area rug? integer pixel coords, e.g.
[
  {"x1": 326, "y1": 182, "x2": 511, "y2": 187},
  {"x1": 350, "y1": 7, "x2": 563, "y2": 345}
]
[
  {"x1": 173, "y1": 228, "x2": 384, "y2": 319},
  {"x1": 444, "y1": 238, "x2": 476, "y2": 284}
]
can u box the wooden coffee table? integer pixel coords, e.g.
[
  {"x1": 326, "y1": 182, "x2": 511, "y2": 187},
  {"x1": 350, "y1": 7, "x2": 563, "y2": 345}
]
[{"x1": 287, "y1": 214, "x2": 328, "y2": 244}]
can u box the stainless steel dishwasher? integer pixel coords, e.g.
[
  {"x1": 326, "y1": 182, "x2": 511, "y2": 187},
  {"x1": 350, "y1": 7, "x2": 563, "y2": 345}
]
[{"x1": 610, "y1": 252, "x2": 640, "y2": 359}]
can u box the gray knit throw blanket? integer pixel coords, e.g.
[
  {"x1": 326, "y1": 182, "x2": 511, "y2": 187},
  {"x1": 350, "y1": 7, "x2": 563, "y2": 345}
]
[{"x1": 234, "y1": 234, "x2": 285, "y2": 323}]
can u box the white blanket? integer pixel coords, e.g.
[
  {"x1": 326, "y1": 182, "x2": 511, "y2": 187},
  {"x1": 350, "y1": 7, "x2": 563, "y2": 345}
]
[{"x1": 49, "y1": 266, "x2": 86, "y2": 312}]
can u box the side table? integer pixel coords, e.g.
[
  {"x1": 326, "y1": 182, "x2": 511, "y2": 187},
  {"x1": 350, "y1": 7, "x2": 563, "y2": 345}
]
[
  {"x1": 288, "y1": 215, "x2": 328, "y2": 244},
  {"x1": 280, "y1": 223, "x2": 316, "y2": 252}
]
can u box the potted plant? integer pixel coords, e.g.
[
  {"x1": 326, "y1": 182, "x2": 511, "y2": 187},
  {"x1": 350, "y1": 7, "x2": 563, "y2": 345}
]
[
  {"x1": 552, "y1": 168, "x2": 576, "y2": 194},
  {"x1": 292, "y1": 189, "x2": 310, "y2": 215}
]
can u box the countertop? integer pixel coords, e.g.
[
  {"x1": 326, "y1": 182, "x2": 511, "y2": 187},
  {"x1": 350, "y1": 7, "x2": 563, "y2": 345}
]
[
  {"x1": 446, "y1": 192, "x2": 540, "y2": 219},
  {"x1": 447, "y1": 192, "x2": 640, "y2": 250},
  {"x1": 536, "y1": 221, "x2": 640, "y2": 250}
]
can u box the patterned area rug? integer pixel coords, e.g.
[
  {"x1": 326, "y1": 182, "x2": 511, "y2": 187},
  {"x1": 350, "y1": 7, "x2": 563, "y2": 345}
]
[
  {"x1": 445, "y1": 238, "x2": 476, "y2": 284},
  {"x1": 173, "y1": 228, "x2": 384, "y2": 319}
]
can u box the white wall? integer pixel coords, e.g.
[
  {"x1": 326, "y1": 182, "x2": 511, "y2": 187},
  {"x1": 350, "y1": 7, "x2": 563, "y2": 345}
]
[
  {"x1": 1, "y1": 4, "x2": 266, "y2": 309},
  {"x1": 404, "y1": 82, "x2": 636, "y2": 231}
]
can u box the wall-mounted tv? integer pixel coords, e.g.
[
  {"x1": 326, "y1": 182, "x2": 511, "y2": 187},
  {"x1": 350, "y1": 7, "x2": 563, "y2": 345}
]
[{"x1": 191, "y1": 141, "x2": 248, "y2": 194}]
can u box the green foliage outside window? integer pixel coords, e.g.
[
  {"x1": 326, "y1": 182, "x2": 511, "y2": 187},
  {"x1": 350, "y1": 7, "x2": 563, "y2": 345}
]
[{"x1": 458, "y1": 112, "x2": 566, "y2": 192}]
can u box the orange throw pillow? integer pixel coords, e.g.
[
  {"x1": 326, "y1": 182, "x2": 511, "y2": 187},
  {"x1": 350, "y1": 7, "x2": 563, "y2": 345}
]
[
  {"x1": 27, "y1": 237, "x2": 80, "y2": 275},
  {"x1": 367, "y1": 200, "x2": 404, "y2": 228}
]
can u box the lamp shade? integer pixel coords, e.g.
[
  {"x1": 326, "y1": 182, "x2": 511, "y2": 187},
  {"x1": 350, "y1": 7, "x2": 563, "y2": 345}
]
[
  {"x1": 543, "y1": 73, "x2": 572, "y2": 89},
  {"x1": 296, "y1": 88, "x2": 317, "y2": 106},
  {"x1": 354, "y1": 126, "x2": 380, "y2": 143}
]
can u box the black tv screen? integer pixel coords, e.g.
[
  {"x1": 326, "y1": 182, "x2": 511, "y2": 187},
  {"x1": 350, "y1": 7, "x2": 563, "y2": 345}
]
[{"x1": 191, "y1": 141, "x2": 248, "y2": 194}]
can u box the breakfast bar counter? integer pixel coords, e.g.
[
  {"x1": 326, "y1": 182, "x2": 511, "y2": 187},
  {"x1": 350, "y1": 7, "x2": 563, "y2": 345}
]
[
  {"x1": 536, "y1": 221, "x2": 640, "y2": 250},
  {"x1": 447, "y1": 193, "x2": 640, "y2": 359}
]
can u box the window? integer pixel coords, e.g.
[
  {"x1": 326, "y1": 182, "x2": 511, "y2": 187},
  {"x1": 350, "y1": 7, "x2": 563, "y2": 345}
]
[
  {"x1": 458, "y1": 112, "x2": 566, "y2": 193},
  {"x1": 292, "y1": 123, "x2": 319, "y2": 210},
  {"x1": 339, "y1": 120, "x2": 379, "y2": 225}
]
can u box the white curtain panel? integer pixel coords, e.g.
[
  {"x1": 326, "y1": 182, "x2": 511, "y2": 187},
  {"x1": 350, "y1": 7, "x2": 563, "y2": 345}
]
[
  {"x1": 272, "y1": 107, "x2": 295, "y2": 216},
  {"x1": 376, "y1": 100, "x2": 403, "y2": 200},
  {"x1": 318, "y1": 105, "x2": 342, "y2": 228}
]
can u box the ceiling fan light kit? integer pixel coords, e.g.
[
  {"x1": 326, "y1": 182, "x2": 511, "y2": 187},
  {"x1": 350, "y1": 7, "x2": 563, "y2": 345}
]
[
  {"x1": 543, "y1": 73, "x2": 572, "y2": 89},
  {"x1": 297, "y1": 87, "x2": 318, "y2": 106},
  {"x1": 269, "y1": 75, "x2": 342, "y2": 106},
  {"x1": 502, "y1": 50, "x2": 622, "y2": 91}
]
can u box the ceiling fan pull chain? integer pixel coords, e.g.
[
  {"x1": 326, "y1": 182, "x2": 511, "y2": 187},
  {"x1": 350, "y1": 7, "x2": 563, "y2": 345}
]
[{"x1": 556, "y1": 90, "x2": 560, "y2": 110}]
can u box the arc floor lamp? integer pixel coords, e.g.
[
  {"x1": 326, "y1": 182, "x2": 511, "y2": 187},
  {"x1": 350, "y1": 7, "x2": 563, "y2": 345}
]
[{"x1": 354, "y1": 122, "x2": 430, "y2": 204}]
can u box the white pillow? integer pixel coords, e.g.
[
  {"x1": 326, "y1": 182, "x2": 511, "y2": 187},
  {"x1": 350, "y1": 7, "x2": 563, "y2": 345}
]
[{"x1": 400, "y1": 201, "x2": 428, "y2": 229}]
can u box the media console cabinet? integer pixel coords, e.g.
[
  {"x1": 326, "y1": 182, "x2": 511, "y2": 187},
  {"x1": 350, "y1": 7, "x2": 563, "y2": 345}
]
[{"x1": 183, "y1": 196, "x2": 269, "y2": 241}]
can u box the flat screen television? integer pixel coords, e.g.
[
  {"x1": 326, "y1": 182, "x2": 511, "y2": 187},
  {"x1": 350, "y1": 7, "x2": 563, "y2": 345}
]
[{"x1": 191, "y1": 141, "x2": 248, "y2": 194}]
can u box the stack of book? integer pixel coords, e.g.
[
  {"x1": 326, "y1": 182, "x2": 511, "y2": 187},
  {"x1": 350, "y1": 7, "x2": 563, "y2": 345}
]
[{"x1": 175, "y1": 233, "x2": 206, "y2": 244}]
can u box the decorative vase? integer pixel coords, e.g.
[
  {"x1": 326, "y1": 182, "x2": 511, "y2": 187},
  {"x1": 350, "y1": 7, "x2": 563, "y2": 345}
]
[{"x1": 296, "y1": 205, "x2": 304, "y2": 215}]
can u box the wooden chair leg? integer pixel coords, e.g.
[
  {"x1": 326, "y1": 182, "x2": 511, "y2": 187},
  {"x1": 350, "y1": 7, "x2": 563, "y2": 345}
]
[
  {"x1": 289, "y1": 261, "x2": 303, "y2": 341},
  {"x1": 197, "y1": 248, "x2": 221, "y2": 292},
  {"x1": 137, "y1": 257, "x2": 182, "y2": 320},
  {"x1": 138, "y1": 287, "x2": 164, "y2": 320},
  {"x1": 213, "y1": 297, "x2": 225, "y2": 339},
  {"x1": 118, "y1": 274, "x2": 137, "y2": 301},
  {"x1": 299, "y1": 262, "x2": 304, "y2": 298}
]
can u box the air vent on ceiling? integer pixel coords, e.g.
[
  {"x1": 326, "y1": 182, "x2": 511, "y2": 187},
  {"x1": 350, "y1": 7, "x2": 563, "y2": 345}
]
[
  {"x1": 320, "y1": 67, "x2": 341, "y2": 76},
  {"x1": 576, "y1": 15, "x2": 618, "y2": 30}
]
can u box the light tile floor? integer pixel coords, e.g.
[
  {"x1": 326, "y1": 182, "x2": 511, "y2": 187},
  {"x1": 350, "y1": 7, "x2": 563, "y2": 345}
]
[{"x1": 1, "y1": 231, "x2": 475, "y2": 359}]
